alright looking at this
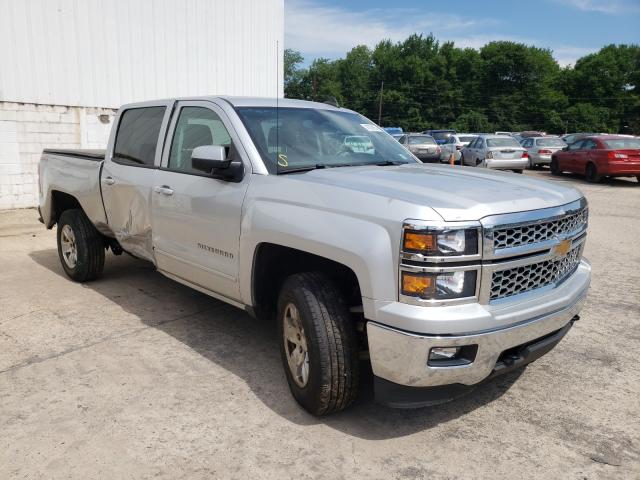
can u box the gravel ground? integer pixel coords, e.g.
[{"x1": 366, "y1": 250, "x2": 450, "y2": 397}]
[{"x1": 1, "y1": 170, "x2": 639, "y2": 479}]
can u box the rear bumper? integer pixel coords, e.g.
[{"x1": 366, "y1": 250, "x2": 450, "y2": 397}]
[
  {"x1": 484, "y1": 159, "x2": 528, "y2": 170},
  {"x1": 530, "y1": 154, "x2": 552, "y2": 165},
  {"x1": 600, "y1": 161, "x2": 640, "y2": 176}
]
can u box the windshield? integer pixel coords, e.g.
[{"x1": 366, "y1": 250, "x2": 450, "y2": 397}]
[
  {"x1": 604, "y1": 138, "x2": 640, "y2": 149},
  {"x1": 431, "y1": 131, "x2": 454, "y2": 141},
  {"x1": 536, "y1": 138, "x2": 566, "y2": 147},
  {"x1": 408, "y1": 135, "x2": 436, "y2": 145},
  {"x1": 458, "y1": 136, "x2": 476, "y2": 143},
  {"x1": 236, "y1": 107, "x2": 416, "y2": 173},
  {"x1": 486, "y1": 138, "x2": 521, "y2": 148}
]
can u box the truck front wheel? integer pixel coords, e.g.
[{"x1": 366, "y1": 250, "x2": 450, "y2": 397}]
[
  {"x1": 57, "y1": 209, "x2": 105, "y2": 282},
  {"x1": 277, "y1": 272, "x2": 359, "y2": 415}
]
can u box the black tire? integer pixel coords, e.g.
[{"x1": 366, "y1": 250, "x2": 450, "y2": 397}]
[
  {"x1": 57, "y1": 209, "x2": 105, "y2": 282},
  {"x1": 550, "y1": 159, "x2": 562, "y2": 176},
  {"x1": 585, "y1": 163, "x2": 601, "y2": 183},
  {"x1": 514, "y1": 169, "x2": 524, "y2": 174},
  {"x1": 459, "y1": 153, "x2": 465, "y2": 166},
  {"x1": 277, "y1": 272, "x2": 359, "y2": 416},
  {"x1": 636, "y1": 175, "x2": 640, "y2": 183}
]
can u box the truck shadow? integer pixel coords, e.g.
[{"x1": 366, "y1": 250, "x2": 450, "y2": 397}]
[{"x1": 30, "y1": 248, "x2": 523, "y2": 440}]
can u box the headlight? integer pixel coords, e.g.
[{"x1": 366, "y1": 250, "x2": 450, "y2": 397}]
[
  {"x1": 403, "y1": 228, "x2": 479, "y2": 256},
  {"x1": 401, "y1": 270, "x2": 477, "y2": 300}
]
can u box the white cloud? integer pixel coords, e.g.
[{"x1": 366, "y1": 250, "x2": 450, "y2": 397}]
[
  {"x1": 552, "y1": 46, "x2": 599, "y2": 66},
  {"x1": 285, "y1": 0, "x2": 496, "y2": 57},
  {"x1": 285, "y1": 0, "x2": 589, "y2": 67},
  {"x1": 554, "y1": 0, "x2": 640, "y2": 14}
]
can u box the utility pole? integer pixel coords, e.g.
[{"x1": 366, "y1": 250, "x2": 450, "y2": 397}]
[{"x1": 378, "y1": 81, "x2": 384, "y2": 126}]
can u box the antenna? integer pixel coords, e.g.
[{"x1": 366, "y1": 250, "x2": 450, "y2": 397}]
[{"x1": 276, "y1": 39, "x2": 280, "y2": 173}]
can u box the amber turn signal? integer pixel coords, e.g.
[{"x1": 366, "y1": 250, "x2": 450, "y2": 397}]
[
  {"x1": 401, "y1": 272, "x2": 433, "y2": 297},
  {"x1": 403, "y1": 231, "x2": 436, "y2": 253}
]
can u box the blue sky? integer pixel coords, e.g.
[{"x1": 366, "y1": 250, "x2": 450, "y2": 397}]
[{"x1": 285, "y1": 0, "x2": 640, "y2": 66}]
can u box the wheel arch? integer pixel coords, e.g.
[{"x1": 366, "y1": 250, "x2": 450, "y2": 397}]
[
  {"x1": 250, "y1": 243, "x2": 364, "y2": 320},
  {"x1": 47, "y1": 190, "x2": 83, "y2": 228}
]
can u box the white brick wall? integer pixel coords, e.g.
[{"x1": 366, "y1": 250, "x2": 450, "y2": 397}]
[{"x1": 0, "y1": 102, "x2": 117, "y2": 210}]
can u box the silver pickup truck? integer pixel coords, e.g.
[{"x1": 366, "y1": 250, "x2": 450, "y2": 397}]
[{"x1": 38, "y1": 97, "x2": 591, "y2": 415}]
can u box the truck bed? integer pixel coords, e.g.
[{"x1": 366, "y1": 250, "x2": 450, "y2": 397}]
[
  {"x1": 42, "y1": 149, "x2": 106, "y2": 161},
  {"x1": 39, "y1": 149, "x2": 108, "y2": 229}
]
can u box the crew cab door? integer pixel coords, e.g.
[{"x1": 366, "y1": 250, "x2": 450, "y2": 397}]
[
  {"x1": 101, "y1": 102, "x2": 173, "y2": 262},
  {"x1": 151, "y1": 100, "x2": 251, "y2": 302}
]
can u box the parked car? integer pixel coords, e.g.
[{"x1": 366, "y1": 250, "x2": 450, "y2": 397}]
[
  {"x1": 561, "y1": 133, "x2": 598, "y2": 145},
  {"x1": 422, "y1": 129, "x2": 456, "y2": 145},
  {"x1": 460, "y1": 134, "x2": 528, "y2": 172},
  {"x1": 383, "y1": 127, "x2": 403, "y2": 136},
  {"x1": 440, "y1": 133, "x2": 478, "y2": 163},
  {"x1": 551, "y1": 135, "x2": 640, "y2": 183},
  {"x1": 521, "y1": 136, "x2": 567, "y2": 169},
  {"x1": 398, "y1": 133, "x2": 441, "y2": 162},
  {"x1": 38, "y1": 96, "x2": 591, "y2": 415},
  {"x1": 391, "y1": 133, "x2": 404, "y2": 141},
  {"x1": 520, "y1": 130, "x2": 546, "y2": 139}
]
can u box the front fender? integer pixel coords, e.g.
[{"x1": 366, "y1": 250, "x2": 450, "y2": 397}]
[{"x1": 239, "y1": 200, "x2": 398, "y2": 312}]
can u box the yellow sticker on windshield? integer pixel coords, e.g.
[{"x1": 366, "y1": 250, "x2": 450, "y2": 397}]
[{"x1": 277, "y1": 154, "x2": 289, "y2": 167}]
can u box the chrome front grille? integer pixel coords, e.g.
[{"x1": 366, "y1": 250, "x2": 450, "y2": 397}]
[
  {"x1": 493, "y1": 207, "x2": 588, "y2": 250},
  {"x1": 490, "y1": 244, "x2": 583, "y2": 300}
]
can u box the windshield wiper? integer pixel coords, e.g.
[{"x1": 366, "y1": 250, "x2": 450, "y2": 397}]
[
  {"x1": 374, "y1": 160, "x2": 407, "y2": 166},
  {"x1": 278, "y1": 164, "x2": 328, "y2": 175}
]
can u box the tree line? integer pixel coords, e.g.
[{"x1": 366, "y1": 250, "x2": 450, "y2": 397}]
[{"x1": 284, "y1": 35, "x2": 640, "y2": 135}]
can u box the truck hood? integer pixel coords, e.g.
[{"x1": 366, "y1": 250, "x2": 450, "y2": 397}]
[{"x1": 289, "y1": 163, "x2": 583, "y2": 221}]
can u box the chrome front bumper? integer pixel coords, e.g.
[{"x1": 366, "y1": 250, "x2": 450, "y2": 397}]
[{"x1": 367, "y1": 263, "x2": 589, "y2": 388}]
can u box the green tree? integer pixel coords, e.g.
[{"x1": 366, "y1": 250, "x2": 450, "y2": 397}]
[{"x1": 283, "y1": 35, "x2": 639, "y2": 134}]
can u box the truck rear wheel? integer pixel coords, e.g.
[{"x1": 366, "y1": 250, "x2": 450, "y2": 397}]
[
  {"x1": 277, "y1": 272, "x2": 359, "y2": 416},
  {"x1": 57, "y1": 209, "x2": 105, "y2": 282}
]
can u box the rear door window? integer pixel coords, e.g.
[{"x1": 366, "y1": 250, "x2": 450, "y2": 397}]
[{"x1": 113, "y1": 107, "x2": 166, "y2": 167}]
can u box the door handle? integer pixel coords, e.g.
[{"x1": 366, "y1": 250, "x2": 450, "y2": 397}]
[
  {"x1": 103, "y1": 176, "x2": 115, "y2": 185},
  {"x1": 153, "y1": 185, "x2": 174, "y2": 196}
]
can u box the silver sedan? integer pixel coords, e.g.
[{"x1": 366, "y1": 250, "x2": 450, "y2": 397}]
[
  {"x1": 521, "y1": 136, "x2": 567, "y2": 169},
  {"x1": 460, "y1": 134, "x2": 528, "y2": 172}
]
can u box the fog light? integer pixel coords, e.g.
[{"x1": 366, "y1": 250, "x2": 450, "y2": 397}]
[
  {"x1": 428, "y1": 344, "x2": 478, "y2": 367},
  {"x1": 429, "y1": 347, "x2": 460, "y2": 361}
]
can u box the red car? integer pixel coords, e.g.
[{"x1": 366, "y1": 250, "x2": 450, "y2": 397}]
[{"x1": 550, "y1": 135, "x2": 640, "y2": 183}]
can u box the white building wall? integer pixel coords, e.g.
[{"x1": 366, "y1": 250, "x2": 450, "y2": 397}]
[
  {"x1": 0, "y1": 0, "x2": 283, "y2": 209},
  {"x1": 0, "y1": 0, "x2": 284, "y2": 107},
  {"x1": 0, "y1": 103, "x2": 116, "y2": 209}
]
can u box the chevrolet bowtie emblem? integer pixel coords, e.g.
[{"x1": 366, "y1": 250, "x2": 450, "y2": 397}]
[{"x1": 554, "y1": 239, "x2": 571, "y2": 257}]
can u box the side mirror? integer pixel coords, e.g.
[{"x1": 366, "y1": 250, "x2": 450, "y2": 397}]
[
  {"x1": 191, "y1": 145, "x2": 229, "y2": 174},
  {"x1": 562, "y1": 146, "x2": 569, "y2": 151}
]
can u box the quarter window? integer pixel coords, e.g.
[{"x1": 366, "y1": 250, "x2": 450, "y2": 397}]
[
  {"x1": 168, "y1": 107, "x2": 232, "y2": 173},
  {"x1": 113, "y1": 107, "x2": 166, "y2": 167}
]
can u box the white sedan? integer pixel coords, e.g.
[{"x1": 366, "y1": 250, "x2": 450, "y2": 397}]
[
  {"x1": 440, "y1": 133, "x2": 478, "y2": 163},
  {"x1": 460, "y1": 135, "x2": 529, "y2": 173}
]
